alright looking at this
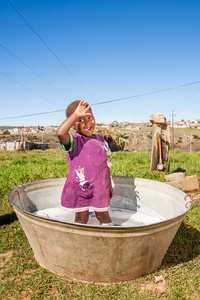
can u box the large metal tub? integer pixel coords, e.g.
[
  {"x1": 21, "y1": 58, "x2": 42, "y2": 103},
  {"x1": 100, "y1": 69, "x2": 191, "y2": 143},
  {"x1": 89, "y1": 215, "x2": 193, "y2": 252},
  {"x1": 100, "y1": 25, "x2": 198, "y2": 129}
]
[{"x1": 8, "y1": 176, "x2": 191, "y2": 284}]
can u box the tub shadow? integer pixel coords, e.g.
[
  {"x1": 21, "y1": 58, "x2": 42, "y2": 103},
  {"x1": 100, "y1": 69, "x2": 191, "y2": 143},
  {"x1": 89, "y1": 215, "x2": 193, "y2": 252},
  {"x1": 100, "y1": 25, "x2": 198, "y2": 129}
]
[
  {"x1": 110, "y1": 209, "x2": 138, "y2": 226},
  {"x1": 0, "y1": 212, "x2": 18, "y2": 226},
  {"x1": 160, "y1": 222, "x2": 200, "y2": 269}
]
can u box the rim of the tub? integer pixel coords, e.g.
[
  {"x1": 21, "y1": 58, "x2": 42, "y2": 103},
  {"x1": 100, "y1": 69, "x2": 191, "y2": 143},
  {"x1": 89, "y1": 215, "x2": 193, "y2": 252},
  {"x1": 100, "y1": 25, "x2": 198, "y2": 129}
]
[{"x1": 8, "y1": 176, "x2": 192, "y2": 229}]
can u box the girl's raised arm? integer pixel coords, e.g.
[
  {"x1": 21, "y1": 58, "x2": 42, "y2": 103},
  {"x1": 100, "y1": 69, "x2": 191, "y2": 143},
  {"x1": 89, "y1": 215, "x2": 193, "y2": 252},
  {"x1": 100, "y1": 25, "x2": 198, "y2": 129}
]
[{"x1": 57, "y1": 101, "x2": 91, "y2": 146}]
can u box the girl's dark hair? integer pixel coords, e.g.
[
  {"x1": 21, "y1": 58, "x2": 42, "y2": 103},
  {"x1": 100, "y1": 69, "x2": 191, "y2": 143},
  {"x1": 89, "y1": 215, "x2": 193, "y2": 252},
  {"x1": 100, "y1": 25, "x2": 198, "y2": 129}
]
[{"x1": 66, "y1": 100, "x2": 89, "y2": 118}]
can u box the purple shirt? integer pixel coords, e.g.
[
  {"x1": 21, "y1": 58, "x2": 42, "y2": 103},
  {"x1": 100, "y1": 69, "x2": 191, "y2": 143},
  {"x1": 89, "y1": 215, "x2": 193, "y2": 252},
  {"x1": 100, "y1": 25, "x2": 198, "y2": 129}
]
[{"x1": 61, "y1": 132, "x2": 110, "y2": 212}]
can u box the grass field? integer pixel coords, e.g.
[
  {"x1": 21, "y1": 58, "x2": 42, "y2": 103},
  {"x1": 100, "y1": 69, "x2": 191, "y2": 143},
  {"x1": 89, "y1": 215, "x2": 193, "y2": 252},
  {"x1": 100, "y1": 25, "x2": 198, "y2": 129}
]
[{"x1": 0, "y1": 149, "x2": 200, "y2": 299}]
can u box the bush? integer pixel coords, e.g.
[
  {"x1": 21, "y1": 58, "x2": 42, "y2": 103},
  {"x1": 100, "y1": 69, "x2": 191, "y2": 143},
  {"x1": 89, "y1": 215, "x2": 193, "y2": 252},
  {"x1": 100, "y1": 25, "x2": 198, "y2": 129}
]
[
  {"x1": 193, "y1": 134, "x2": 200, "y2": 139},
  {"x1": 2, "y1": 130, "x2": 10, "y2": 135}
]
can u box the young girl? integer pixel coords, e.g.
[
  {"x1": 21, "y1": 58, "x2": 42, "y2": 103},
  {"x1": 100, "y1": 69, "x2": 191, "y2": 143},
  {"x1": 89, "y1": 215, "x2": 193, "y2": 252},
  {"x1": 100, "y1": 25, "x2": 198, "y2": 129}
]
[{"x1": 57, "y1": 100, "x2": 113, "y2": 225}]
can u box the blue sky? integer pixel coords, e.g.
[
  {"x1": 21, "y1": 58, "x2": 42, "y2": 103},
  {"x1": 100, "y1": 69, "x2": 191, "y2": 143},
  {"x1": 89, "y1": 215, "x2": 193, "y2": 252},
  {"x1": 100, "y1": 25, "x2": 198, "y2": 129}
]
[{"x1": 1, "y1": 0, "x2": 200, "y2": 126}]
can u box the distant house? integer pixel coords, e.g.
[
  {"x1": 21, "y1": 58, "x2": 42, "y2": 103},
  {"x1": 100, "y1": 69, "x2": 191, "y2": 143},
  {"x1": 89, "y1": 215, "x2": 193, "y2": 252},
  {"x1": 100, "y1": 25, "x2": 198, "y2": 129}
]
[
  {"x1": 10, "y1": 128, "x2": 20, "y2": 134},
  {"x1": 195, "y1": 123, "x2": 200, "y2": 129},
  {"x1": 0, "y1": 140, "x2": 21, "y2": 150},
  {"x1": 0, "y1": 140, "x2": 49, "y2": 151},
  {"x1": 24, "y1": 142, "x2": 49, "y2": 150},
  {"x1": 30, "y1": 128, "x2": 37, "y2": 133},
  {"x1": 125, "y1": 125, "x2": 141, "y2": 130},
  {"x1": 175, "y1": 121, "x2": 188, "y2": 128},
  {"x1": 125, "y1": 126, "x2": 133, "y2": 130}
]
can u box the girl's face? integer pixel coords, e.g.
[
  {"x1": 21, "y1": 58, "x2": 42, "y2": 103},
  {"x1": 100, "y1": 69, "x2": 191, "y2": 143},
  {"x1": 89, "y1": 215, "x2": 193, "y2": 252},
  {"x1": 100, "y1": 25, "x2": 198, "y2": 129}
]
[{"x1": 74, "y1": 109, "x2": 95, "y2": 137}]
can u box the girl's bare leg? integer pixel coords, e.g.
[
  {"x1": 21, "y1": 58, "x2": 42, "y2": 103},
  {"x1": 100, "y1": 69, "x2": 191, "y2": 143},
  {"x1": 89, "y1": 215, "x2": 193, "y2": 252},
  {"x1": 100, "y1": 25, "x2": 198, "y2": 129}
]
[
  {"x1": 75, "y1": 211, "x2": 89, "y2": 224},
  {"x1": 95, "y1": 211, "x2": 112, "y2": 224}
]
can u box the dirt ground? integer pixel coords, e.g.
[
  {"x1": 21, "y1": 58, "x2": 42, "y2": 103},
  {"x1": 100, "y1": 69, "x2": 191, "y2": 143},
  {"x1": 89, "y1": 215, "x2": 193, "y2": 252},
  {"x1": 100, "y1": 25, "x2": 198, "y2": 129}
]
[{"x1": 122, "y1": 125, "x2": 200, "y2": 152}]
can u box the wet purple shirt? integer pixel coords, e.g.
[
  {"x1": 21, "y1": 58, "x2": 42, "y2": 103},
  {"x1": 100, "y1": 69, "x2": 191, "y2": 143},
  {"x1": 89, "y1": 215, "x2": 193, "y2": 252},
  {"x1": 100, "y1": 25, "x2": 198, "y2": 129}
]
[{"x1": 61, "y1": 132, "x2": 110, "y2": 212}]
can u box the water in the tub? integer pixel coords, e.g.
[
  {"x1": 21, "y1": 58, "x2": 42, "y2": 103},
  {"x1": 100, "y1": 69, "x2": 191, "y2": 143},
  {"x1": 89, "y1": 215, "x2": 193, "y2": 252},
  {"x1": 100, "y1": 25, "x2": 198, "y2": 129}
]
[{"x1": 33, "y1": 200, "x2": 165, "y2": 226}]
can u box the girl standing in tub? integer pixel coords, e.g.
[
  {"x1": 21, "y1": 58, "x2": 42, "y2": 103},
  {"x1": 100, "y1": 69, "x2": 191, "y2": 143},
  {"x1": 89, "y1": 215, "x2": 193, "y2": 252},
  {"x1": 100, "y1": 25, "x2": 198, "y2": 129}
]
[{"x1": 57, "y1": 100, "x2": 113, "y2": 225}]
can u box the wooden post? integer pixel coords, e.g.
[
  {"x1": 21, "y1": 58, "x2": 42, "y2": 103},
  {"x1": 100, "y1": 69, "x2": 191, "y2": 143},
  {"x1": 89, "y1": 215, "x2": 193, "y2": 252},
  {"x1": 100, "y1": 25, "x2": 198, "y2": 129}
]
[{"x1": 149, "y1": 113, "x2": 170, "y2": 171}]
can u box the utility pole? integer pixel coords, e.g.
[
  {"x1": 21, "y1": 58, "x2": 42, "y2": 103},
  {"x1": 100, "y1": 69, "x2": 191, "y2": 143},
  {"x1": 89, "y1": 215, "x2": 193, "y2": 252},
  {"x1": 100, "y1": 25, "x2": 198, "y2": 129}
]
[
  {"x1": 21, "y1": 132, "x2": 23, "y2": 143},
  {"x1": 172, "y1": 110, "x2": 174, "y2": 150}
]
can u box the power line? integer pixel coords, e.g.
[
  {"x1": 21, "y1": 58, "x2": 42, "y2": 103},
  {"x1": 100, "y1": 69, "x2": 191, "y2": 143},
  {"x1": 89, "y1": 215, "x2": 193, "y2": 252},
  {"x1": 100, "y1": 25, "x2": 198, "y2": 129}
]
[
  {"x1": 91, "y1": 80, "x2": 200, "y2": 106},
  {"x1": 174, "y1": 85, "x2": 200, "y2": 114},
  {"x1": 178, "y1": 96, "x2": 200, "y2": 115},
  {"x1": 0, "y1": 71, "x2": 61, "y2": 108},
  {"x1": 0, "y1": 109, "x2": 65, "y2": 121},
  {"x1": 7, "y1": 0, "x2": 92, "y2": 98},
  {"x1": 0, "y1": 43, "x2": 68, "y2": 99},
  {"x1": 1, "y1": 80, "x2": 200, "y2": 121}
]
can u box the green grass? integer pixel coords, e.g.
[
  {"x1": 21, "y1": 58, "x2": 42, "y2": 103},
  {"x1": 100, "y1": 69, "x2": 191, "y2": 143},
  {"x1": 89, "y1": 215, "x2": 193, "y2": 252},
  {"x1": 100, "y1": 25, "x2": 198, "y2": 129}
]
[{"x1": 0, "y1": 149, "x2": 200, "y2": 299}]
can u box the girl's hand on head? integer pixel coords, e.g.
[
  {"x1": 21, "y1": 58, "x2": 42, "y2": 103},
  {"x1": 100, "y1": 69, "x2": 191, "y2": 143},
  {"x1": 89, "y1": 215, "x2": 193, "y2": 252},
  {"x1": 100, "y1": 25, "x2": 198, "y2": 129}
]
[{"x1": 75, "y1": 101, "x2": 91, "y2": 119}]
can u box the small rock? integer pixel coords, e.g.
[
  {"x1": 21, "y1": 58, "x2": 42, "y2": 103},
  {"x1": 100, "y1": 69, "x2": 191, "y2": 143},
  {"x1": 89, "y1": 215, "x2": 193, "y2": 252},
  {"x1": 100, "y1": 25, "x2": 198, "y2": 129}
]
[
  {"x1": 164, "y1": 172, "x2": 185, "y2": 182},
  {"x1": 167, "y1": 175, "x2": 199, "y2": 191},
  {"x1": 155, "y1": 274, "x2": 165, "y2": 283}
]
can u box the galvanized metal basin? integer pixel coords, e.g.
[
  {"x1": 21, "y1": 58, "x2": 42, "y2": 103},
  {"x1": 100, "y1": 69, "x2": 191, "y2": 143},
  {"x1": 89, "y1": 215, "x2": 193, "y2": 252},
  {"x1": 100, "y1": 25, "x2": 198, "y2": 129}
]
[{"x1": 8, "y1": 176, "x2": 191, "y2": 284}]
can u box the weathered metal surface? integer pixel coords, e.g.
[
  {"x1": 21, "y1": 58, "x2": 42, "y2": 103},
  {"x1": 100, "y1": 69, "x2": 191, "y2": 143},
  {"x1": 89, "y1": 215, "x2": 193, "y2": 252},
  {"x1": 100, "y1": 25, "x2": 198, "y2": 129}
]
[{"x1": 8, "y1": 176, "x2": 191, "y2": 284}]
